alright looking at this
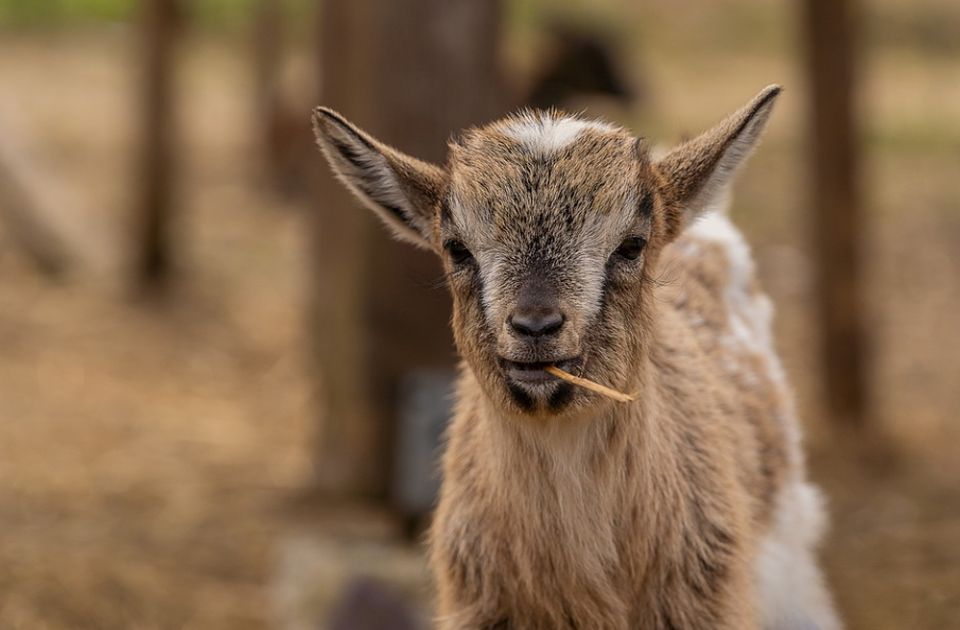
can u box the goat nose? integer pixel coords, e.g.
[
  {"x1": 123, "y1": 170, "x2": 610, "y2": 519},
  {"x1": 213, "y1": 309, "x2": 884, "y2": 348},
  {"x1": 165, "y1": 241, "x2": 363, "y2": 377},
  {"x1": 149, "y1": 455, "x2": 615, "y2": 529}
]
[{"x1": 508, "y1": 307, "x2": 565, "y2": 338}]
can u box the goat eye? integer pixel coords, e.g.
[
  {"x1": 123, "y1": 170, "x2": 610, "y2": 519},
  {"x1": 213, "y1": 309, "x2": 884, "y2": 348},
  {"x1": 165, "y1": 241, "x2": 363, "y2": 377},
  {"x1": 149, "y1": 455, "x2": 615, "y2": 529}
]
[
  {"x1": 614, "y1": 236, "x2": 646, "y2": 261},
  {"x1": 444, "y1": 239, "x2": 474, "y2": 265}
]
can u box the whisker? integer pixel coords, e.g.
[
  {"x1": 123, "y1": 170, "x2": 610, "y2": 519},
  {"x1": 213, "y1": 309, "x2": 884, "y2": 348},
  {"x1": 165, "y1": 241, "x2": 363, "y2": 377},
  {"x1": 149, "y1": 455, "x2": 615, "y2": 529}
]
[{"x1": 413, "y1": 272, "x2": 452, "y2": 291}]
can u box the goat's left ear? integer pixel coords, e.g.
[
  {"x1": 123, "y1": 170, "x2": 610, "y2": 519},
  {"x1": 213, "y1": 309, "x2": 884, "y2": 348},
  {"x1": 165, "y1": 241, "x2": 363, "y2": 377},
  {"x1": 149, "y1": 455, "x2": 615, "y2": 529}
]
[
  {"x1": 654, "y1": 85, "x2": 781, "y2": 234},
  {"x1": 312, "y1": 107, "x2": 446, "y2": 249}
]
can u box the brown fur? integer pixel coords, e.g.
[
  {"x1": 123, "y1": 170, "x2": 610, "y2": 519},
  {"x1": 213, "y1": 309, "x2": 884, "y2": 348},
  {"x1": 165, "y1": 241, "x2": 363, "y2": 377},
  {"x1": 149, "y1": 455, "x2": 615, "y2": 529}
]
[{"x1": 312, "y1": 86, "x2": 838, "y2": 629}]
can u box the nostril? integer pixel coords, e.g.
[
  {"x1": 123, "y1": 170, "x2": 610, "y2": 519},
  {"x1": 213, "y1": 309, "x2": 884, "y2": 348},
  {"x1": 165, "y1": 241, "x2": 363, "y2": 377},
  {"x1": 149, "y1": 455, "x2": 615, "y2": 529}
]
[{"x1": 508, "y1": 310, "x2": 566, "y2": 338}]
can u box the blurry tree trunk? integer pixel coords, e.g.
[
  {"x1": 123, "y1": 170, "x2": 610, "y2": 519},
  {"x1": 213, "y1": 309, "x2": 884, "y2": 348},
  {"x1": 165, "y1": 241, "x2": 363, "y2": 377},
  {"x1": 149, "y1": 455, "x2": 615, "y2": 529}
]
[
  {"x1": 311, "y1": 0, "x2": 504, "y2": 501},
  {"x1": 310, "y1": 0, "x2": 380, "y2": 500},
  {"x1": 134, "y1": 0, "x2": 181, "y2": 289},
  {"x1": 253, "y1": 0, "x2": 290, "y2": 189},
  {"x1": 801, "y1": 0, "x2": 868, "y2": 429},
  {"x1": 254, "y1": 0, "x2": 283, "y2": 137}
]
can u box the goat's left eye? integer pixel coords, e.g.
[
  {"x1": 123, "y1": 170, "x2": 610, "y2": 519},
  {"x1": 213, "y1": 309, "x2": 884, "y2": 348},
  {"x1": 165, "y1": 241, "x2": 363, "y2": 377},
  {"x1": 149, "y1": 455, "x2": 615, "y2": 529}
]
[{"x1": 614, "y1": 236, "x2": 646, "y2": 261}]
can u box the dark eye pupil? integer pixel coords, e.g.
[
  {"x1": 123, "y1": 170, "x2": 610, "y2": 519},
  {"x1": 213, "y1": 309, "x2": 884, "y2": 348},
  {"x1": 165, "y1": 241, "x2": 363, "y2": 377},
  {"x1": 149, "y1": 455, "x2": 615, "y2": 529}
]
[
  {"x1": 616, "y1": 236, "x2": 646, "y2": 260},
  {"x1": 445, "y1": 240, "x2": 473, "y2": 264}
]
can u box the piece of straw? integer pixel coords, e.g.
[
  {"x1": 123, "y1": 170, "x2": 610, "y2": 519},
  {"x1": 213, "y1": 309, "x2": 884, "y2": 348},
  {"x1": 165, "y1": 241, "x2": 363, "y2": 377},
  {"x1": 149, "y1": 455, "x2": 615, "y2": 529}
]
[{"x1": 544, "y1": 366, "x2": 635, "y2": 403}]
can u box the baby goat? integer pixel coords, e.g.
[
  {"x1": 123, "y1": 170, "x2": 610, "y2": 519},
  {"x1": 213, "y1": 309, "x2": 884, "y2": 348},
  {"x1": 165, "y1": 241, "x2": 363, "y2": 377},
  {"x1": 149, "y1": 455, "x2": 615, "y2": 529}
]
[{"x1": 312, "y1": 85, "x2": 840, "y2": 630}]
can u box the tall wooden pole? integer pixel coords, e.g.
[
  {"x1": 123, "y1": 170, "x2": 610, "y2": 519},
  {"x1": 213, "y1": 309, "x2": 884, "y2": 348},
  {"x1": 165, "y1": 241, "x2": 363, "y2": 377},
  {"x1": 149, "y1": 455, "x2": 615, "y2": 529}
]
[
  {"x1": 254, "y1": 0, "x2": 283, "y2": 138},
  {"x1": 134, "y1": 0, "x2": 181, "y2": 289},
  {"x1": 311, "y1": 0, "x2": 504, "y2": 501},
  {"x1": 801, "y1": 0, "x2": 868, "y2": 429},
  {"x1": 310, "y1": 0, "x2": 381, "y2": 499},
  {"x1": 253, "y1": 0, "x2": 293, "y2": 190}
]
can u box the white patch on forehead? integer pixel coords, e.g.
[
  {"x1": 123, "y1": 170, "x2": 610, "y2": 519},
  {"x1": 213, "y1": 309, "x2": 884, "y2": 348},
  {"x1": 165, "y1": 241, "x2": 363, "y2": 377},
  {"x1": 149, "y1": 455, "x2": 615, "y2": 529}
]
[{"x1": 502, "y1": 112, "x2": 616, "y2": 155}]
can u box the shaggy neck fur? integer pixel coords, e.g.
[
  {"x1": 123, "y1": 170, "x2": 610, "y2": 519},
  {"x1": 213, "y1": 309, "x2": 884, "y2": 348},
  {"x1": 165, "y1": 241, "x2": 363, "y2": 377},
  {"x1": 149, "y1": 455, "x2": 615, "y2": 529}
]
[{"x1": 436, "y1": 303, "x2": 753, "y2": 629}]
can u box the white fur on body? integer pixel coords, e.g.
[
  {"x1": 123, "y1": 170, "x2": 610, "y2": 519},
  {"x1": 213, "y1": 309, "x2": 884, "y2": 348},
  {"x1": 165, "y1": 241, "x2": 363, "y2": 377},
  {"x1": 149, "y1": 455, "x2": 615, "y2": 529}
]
[{"x1": 678, "y1": 211, "x2": 840, "y2": 629}]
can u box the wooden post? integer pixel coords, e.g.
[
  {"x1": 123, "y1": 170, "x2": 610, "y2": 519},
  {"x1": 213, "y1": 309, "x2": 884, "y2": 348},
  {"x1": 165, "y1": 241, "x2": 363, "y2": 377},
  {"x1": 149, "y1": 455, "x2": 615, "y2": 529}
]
[
  {"x1": 311, "y1": 0, "x2": 504, "y2": 501},
  {"x1": 253, "y1": 0, "x2": 292, "y2": 190},
  {"x1": 801, "y1": 0, "x2": 868, "y2": 429},
  {"x1": 134, "y1": 0, "x2": 181, "y2": 289},
  {"x1": 254, "y1": 0, "x2": 283, "y2": 140},
  {"x1": 310, "y1": 0, "x2": 381, "y2": 499}
]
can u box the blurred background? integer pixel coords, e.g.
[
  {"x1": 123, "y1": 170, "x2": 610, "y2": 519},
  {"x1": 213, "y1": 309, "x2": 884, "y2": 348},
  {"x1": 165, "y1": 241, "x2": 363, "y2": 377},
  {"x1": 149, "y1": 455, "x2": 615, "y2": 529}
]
[{"x1": 0, "y1": 0, "x2": 957, "y2": 628}]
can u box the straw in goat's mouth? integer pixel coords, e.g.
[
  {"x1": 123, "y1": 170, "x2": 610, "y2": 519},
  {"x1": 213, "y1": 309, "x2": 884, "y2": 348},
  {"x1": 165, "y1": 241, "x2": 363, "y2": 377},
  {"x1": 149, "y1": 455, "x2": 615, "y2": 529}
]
[{"x1": 544, "y1": 366, "x2": 635, "y2": 403}]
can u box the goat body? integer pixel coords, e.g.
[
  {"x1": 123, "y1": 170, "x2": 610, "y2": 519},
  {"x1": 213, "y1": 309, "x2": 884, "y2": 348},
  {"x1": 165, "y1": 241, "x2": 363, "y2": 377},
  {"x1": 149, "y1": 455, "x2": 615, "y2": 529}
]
[{"x1": 313, "y1": 86, "x2": 840, "y2": 629}]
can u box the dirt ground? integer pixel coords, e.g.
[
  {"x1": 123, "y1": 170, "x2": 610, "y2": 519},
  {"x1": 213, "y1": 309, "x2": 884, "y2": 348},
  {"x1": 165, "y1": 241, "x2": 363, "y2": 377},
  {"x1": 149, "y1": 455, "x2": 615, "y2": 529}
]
[{"x1": 0, "y1": 20, "x2": 958, "y2": 630}]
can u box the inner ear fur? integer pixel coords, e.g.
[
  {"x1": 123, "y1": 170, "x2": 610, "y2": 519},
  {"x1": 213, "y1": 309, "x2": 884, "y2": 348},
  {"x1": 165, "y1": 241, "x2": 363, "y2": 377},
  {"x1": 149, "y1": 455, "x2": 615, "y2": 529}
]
[{"x1": 312, "y1": 107, "x2": 447, "y2": 249}]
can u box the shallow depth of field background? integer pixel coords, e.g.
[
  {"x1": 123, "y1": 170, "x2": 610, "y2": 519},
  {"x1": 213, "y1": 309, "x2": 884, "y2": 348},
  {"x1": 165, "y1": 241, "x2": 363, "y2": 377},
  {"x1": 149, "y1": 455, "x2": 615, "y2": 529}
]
[{"x1": 0, "y1": 0, "x2": 958, "y2": 628}]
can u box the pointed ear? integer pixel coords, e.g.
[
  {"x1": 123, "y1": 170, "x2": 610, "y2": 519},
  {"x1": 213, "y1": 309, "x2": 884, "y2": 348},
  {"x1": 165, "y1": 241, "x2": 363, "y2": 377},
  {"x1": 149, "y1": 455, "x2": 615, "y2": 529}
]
[
  {"x1": 312, "y1": 107, "x2": 446, "y2": 249},
  {"x1": 655, "y1": 85, "x2": 781, "y2": 231}
]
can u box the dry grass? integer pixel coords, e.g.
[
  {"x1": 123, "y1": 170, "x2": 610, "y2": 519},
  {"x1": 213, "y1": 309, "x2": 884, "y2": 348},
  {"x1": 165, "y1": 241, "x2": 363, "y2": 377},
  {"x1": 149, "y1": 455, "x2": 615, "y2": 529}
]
[
  {"x1": 544, "y1": 366, "x2": 635, "y2": 402},
  {"x1": 0, "y1": 5, "x2": 958, "y2": 627}
]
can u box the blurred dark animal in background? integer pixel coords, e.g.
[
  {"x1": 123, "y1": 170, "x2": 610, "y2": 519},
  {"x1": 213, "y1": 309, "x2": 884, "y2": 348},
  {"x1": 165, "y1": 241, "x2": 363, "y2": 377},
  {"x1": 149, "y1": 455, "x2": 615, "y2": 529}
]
[
  {"x1": 525, "y1": 23, "x2": 638, "y2": 110},
  {"x1": 260, "y1": 21, "x2": 636, "y2": 197}
]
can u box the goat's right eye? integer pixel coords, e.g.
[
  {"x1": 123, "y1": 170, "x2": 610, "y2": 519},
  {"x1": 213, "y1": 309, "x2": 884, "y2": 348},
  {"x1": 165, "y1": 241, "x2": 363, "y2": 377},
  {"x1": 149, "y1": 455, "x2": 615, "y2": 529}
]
[
  {"x1": 444, "y1": 240, "x2": 474, "y2": 265},
  {"x1": 614, "y1": 236, "x2": 646, "y2": 261}
]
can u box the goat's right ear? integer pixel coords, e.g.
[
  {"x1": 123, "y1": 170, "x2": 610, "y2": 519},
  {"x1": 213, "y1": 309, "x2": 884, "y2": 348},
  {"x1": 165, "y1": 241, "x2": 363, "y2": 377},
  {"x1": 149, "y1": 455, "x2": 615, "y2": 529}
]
[{"x1": 312, "y1": 107, "x2": 446, "y2": 249}]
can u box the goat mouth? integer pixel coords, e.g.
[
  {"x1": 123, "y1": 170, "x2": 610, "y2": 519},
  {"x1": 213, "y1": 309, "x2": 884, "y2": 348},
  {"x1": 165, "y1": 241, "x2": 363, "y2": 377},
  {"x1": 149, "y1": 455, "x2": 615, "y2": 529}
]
[{"x1": 499, "y1": 356, "x2": 582, "y2": 386}]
